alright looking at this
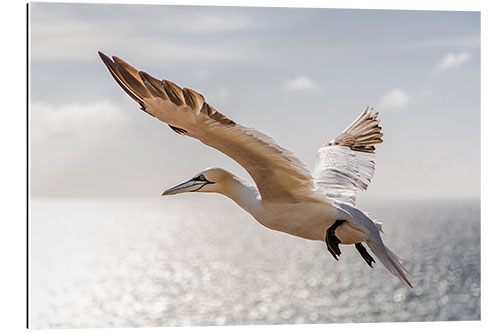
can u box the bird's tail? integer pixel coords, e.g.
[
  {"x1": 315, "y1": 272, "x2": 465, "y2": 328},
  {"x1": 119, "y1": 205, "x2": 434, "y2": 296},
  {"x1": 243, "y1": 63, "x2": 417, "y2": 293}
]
[
  {"x1": 335, "y1": 201, "x2": 412, "y2": 288},
  {"x1": 365, "y1": 238, "x2": 413, "y2": 288}
]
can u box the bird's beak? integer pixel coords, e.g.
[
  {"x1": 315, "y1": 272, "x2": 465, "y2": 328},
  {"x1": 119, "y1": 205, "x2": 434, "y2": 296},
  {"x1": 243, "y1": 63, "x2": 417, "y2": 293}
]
[{"x1": 162, "y1": 179, "x2": 209, "y2": 196}]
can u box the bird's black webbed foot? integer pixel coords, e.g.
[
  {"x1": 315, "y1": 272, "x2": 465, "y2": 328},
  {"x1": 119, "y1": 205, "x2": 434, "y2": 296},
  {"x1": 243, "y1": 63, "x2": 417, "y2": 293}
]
[
  {"x1": 355, "y1": 243, "x2": 375, "y2": 268},
  {"x1": 326, "y1": 220, "x2": 345, "y2": 261}
]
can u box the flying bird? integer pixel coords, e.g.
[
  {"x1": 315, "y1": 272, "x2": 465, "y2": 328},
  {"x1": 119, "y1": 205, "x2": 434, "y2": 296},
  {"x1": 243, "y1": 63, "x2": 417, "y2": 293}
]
[{"x1": 98, "y1": 52, "x2": 412, "y2": 288}]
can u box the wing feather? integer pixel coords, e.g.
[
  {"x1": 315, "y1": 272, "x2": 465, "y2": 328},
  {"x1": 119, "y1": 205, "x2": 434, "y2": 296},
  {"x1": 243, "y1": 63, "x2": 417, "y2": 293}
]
[
  {"x1": 312, "y1": 107, "x2": 383, "y2": 205},
  {"x1": 99, "y1": 52, "x2": 327, "y2": 204}
]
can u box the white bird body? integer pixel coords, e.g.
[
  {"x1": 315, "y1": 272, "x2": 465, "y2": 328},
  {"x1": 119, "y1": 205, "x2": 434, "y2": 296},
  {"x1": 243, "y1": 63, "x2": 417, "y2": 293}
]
[
  {"x1": 184, "y1": 168, "x2": 364, "y2": 243},
  {"x1": 99, "y1": 52, "x2": 412, "y2": 288},
  {"x1": 255, "y1": 201, "x2": 351, "y2": 241}
]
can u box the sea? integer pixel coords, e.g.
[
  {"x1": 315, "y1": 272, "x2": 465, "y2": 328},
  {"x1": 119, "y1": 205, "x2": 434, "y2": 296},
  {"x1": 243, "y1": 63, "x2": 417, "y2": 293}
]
[{"x1": 29, "y1": 196, "x2": 480, "y2": 328}]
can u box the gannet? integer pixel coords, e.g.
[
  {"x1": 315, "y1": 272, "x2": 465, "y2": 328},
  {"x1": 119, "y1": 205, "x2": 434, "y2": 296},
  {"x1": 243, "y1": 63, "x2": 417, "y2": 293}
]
[{"x1": 98, "y1": 52, "x2": 412, "y2": 288}]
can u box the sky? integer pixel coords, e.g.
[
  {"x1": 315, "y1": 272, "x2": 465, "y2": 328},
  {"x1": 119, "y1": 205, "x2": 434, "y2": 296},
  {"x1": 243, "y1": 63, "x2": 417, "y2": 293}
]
[{"x1": 29, "y1": 2, "x2": 480, "y2": 200}]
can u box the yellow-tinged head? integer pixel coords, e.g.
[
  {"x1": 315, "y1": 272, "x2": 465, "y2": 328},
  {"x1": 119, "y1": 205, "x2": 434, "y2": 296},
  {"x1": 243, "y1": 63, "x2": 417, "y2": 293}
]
[{"x1": 161, "y1": 167, "x2": 234, "y2": 196}]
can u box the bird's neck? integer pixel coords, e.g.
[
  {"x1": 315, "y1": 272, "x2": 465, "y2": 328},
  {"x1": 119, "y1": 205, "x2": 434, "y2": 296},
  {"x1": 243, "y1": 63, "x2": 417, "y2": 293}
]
[{"x1": 218, "y1": 175, "x2": 261, "y2": 217}]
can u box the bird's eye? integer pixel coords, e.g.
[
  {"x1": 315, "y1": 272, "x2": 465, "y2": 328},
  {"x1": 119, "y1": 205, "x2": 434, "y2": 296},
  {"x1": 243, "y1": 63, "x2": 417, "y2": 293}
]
[{"x1": 198, "y1": 174, "x2": 205, "y2": 181}]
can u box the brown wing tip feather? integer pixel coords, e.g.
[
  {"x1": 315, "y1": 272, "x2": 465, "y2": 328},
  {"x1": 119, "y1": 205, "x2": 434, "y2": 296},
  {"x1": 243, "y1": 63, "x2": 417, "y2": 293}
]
[
  {"x1": 98, "y1": 52, "x2": 236, "y2": 134},
  {"x1": 330, "y1": 107, "x2": 384, "y2": 153}
]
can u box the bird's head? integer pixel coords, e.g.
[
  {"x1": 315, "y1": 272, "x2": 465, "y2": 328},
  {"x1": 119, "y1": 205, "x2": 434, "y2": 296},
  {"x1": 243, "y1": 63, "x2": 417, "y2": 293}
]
[{"x1": 161, "y1": 167, "x2": 232, "y2": 196}]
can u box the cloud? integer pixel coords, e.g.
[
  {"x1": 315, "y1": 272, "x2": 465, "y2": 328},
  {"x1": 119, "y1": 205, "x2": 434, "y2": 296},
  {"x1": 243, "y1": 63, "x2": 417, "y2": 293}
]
[
  {"x1": 438, "y1": 51, "x2": 471, "y2": 71},
  {"x1": 168, "y1": 11, "x2": 253, "y2": 33},
  {"x1": 32, "y1": 33, "x2": 265, "y2": 64},
  {"x1": 383, "y1": 35, "x2": 479, "y2": 52},
  {"x1": 31, "y1": 100, "x2": 127, "y2": 142},
  {"x1": 284, "y1": 76, "x2": 317, "y2": 91},
  {"x1": 30, "y1": 4, "x2": 264, "y2": 65},
  {"x1": 378, "y1": 89, "x2": 410, "y2": 110},
  {"x1": 195, "y1": 69, "x2": 210, "y2": 80},
  {"x1": 205, "y1": 86, "x2": 229, "y2": 105}
]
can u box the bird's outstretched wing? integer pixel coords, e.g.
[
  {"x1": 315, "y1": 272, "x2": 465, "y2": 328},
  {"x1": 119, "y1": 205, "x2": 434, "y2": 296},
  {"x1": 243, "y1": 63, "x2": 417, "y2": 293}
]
[
  {"x1": 312, "y1": 107, "x2": 383, "y2": 205},
  {"x1": 99, "y1": 52, "x2": 328, "y2": 204}
]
